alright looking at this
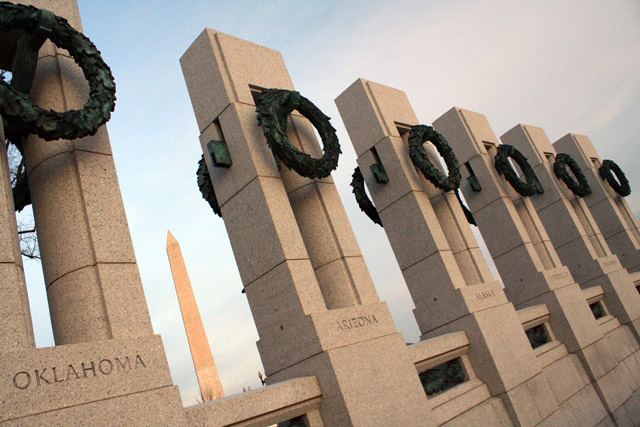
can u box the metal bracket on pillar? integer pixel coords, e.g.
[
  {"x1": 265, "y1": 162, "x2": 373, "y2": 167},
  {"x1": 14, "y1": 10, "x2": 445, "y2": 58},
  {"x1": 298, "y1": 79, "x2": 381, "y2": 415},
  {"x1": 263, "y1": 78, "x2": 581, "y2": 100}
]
[
  {"x1": 467, "y1": 176, "x2": 481, "y2": 192},
  {"x1": 4, "y1": 9, "x2": 54, "y2": 212},
  {"x1": 10, "y1": 9, "x2": 54, "y2": 95},
  {"x1": 369, "y1": 163, "x2": 389, "y2": 184},
  {"x1": 206, "y1": 139, "x2": 232, "y2": 168}
]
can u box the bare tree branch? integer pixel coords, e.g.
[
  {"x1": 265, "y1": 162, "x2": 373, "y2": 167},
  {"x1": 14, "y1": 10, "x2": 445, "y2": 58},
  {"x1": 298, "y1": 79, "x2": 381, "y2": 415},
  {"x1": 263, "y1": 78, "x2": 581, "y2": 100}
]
[{"x1": 3, "y1": 129, "x2": 40, "y2": 260}]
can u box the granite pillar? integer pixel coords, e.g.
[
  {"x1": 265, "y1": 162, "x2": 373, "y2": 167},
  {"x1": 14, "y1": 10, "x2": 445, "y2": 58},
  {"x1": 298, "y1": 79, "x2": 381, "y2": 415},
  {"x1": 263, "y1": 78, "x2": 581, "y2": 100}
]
[
  {"x1": 553, "y1": 133, "x2": 640, "y2": 277},
  {"x1": 181, "y1": 30, "x2": 433, "y2": 426},
  {"x1": 337, "y1": 79, "x2": 567, "y2": 425},
  {"x1": 0, "y1": 1, "x2": 185, "y2": 423},
  {"x1": 0, "y1": 116, "x2": 35, "y2": 352},
  {"x1": 6, "y1": 0, "x2": 154, "y2": 345},
  {"x1": 502, "y1": 124, "x2": 640, "y2": 341},
  {"x1": 433, "y1": 107, "x2": 636, "y2": 420}
]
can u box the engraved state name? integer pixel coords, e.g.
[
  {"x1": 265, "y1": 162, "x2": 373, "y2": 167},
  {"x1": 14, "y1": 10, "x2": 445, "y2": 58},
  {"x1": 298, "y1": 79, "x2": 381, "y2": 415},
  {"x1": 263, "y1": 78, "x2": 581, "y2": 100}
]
[
  {"x1": 548, "y1": 272, "x2": 569, "y2": 281},
  {"x1": 12, "y1": 354, "x2": 147, "y2": 390},
  {"x1": 475, "y1": 289, "x2": 495, "y2": 300},
  {"x1": 336, "y1": 314, "x2": 378, "y2": 331}
]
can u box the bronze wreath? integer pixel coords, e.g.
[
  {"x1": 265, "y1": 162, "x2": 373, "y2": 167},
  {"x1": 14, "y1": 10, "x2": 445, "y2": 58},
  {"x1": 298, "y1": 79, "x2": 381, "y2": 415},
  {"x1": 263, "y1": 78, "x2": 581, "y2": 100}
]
[
  {"x1": 197, "y1": 155, "x2": 222, "y2": 217},
  {"x1": 408, "y1": 125, "x2": 461, "y2": 192},
  {"x1": 494, "y1": 144, "x2": 542, "y2": 197},
  {"x1": 351, "y1": 167, "x2": 382, "y2": 226},
  {"x1": 599, "y1": 159, "x2": 631, "y2": 197},
  {"x1": 420, "y1": 359, "x2": 465, "y2": 396},
  {"x1": 553, "y1": 153, "x2": 591, "y2": 197},
  {"x1": 0, "y1": 2, "x2": 116, "y2": 142},
  {"x1": 256, "y1": 89, "x2": 340, "y2": 179}
]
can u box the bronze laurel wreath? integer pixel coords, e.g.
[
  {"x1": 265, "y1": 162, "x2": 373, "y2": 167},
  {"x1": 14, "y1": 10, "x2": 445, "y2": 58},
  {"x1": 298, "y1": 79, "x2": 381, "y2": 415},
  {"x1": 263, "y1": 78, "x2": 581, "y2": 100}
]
[
  {"x1": 256, "y1": 89, "x2": 340, "y2": 179},
  {"x1": 599, "y1": 159, "x2": 631, "y2": 197},
  {"x1": 408, "y1": 125, "x2": 461, "y2": 192},
  {"x1": 197, "y1": 155, "x2": 222, "y2": 217},
  {"x1": 0, "y1": 2, "x2": 116, "y2": 142},
  {"x1": 553, "y1": 153, "x2": 591, "y2": 197},
  {"x1": 494, "y1": 144, "x2": 542, "y2": 197},
  {"x1": 350, "y1": 167, "x2": 382, "y2": 226}
]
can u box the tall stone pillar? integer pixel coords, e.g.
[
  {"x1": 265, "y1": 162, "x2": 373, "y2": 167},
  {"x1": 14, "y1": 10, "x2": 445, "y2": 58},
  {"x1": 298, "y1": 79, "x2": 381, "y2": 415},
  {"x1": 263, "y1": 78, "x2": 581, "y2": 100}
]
[
  {"x1": 337, "y1": 79, "x2": 574, "y2": 425},
  {"x1": 10, "y1": 0, "x2": 153, "y2": 345},
  {"x1": 0, "y1": 2, "x2": 185, "y2": 423},
  {"x1": 0, "y1": 116, "x2": 35, "y2": 352},
  {"x1": 181, "y1": 30, "x2": 433, "y2": 426},
  {"x1": 167, "y1": 230, "x2": 224, "y2": 401},
  {"x1": 554, "y1": 133, "x2": 640, "y2": 276},
  {"x1": 433, "y1": 107, "x2": 637, "y2": 420},
  {"x1": 502, "y1": 124, "x2": 640, "y2": 340}
]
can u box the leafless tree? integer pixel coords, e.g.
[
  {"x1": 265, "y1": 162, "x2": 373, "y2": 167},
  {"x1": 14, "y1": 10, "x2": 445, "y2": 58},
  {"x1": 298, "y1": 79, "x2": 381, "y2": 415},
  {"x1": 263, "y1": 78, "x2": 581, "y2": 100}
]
[
  {"x1": 195, "y1": 385, "x2": 220, "y2": 404},
  {"x1": 4, "y1": 127, "x2": 40, "y2": 260}
]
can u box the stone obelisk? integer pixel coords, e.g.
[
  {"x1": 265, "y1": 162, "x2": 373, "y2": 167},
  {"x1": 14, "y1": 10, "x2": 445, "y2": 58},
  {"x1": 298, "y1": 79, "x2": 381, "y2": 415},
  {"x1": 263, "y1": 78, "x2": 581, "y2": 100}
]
[{"x1": 166, "y1": 230, "x2": 224, "y2": 401}]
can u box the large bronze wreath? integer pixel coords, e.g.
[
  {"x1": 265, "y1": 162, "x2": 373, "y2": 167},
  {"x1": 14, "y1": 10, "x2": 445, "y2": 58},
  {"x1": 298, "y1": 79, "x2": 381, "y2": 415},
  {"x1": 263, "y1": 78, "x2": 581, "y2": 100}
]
[
  {"x1": 197, "y1": 155, "x2": 222, "y2": 217},
  {"x1": 494, "y1": 144, "x2": 542, "y2": 197},
  {"x1": 553, "y1": 153, "x2": 591, "y2": 197},
  {"x1": 350, "y1": 167, "x2": 382, "y2": 226},
  {"x1": 256, "y1": 89, "x2": 340, "y2": 179},
  {"x1": 0, "y1": 2, "x2": 116, "y2": 142},
  {"x1": 599, "y1": 159, "x2": 631, "y2": 197},
  {"x1": 408, "y1": 125, "x2": 461, "y2": 192}
]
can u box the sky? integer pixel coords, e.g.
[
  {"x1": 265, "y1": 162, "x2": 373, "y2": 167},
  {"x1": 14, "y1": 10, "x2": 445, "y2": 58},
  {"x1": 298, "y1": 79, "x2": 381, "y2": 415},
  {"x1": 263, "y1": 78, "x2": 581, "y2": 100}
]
[{"x1": 14, "y1": 0, "x2": 640, "y2": 407}]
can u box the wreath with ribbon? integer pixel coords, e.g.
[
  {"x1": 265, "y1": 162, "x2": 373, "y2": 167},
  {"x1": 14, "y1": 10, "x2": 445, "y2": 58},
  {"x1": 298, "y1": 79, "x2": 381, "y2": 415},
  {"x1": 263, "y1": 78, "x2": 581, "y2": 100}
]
[
  {"x1": 256, "y1": 89, "x2": 340, "y2": 179},
  {"x1": 494, "y1": 144, "x2": 542, "y2": 197},
  {"x1": 599, "y1": 159, "x2": 631, "y2": 197},
  {"x1": 408, "y1": 125, "x2": 461, "y2": 192},
  {"x1": 553, "y1": 153, "x2": 591, "y2": 197},
  {"x1": 197, "y1": 155, "x2": 221, "y2": 217},
  {"x1": 350, "y1": 167, "x2": 382, "y2": 226},
  {"x1": 0, "y1": 2, "x2": 116, "y2": 142}
]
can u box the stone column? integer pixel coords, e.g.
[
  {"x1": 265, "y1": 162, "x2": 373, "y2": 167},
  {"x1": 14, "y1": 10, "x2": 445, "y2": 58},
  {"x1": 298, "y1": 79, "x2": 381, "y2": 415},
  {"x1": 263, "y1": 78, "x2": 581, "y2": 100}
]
[
  {"x1": 554, "y1": 133, "x2": 640, "y2": 276},
  {"x1": 12, "y1": 0, "x2": 153, "y2": 345},
  {"x1": 502, "y1": 124, "x2": 640, "y2": 339},
  {"x1": 433, "y1": 107, "x2": 635, "y2": 418},
  {"x1": 336, "y1": 79, "x2": 563, "y2": 425},
  {"x1": 0, "y1": 2, "x2": 186, "y2": 423},
  {"x1": 167, "y1": 230, "x2": 224, "y2": 401},
  {"x1": 0, "y1": 116, "x2": 35, "y2": 352},
  {"x1": 181, "y1": 30, "x2": 432, "y2": 426}
]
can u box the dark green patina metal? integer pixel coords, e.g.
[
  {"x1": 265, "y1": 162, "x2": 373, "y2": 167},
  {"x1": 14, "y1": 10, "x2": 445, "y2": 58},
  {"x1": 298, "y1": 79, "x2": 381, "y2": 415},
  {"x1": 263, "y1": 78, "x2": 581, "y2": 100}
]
[
  {"x1": 350, "y1": 166, "x2": 382, "y2": 227},
  {"x1": 1, "y1": 2, "x2": 116, "y2": 212},
  {"x1": 494, "y1": 144, "x2": 543, "y2": 197},
  {"x1": 207, "y1": 139, "x2": 232, "y2": 168},
  {"x1": 9, "y1": 8, "x2": 52, "y2": 94},
  {"x1": 553, "y1": 153, "x2": 591, "y2": 197},
  {"x1": 525, "y1": 324, "x2": 550, "y2": 349},
  {"x1": 0, "y1": 2, "x2": 116, "y2": 142},
  {"x1": 256, "y1": 89, "x2": 341, "y2": 179},
  {"x1": 419, "y1": 358, "x2": 466, "y2": 397},
  {"x1": 589, "y1": 301, "x2": 606, "y2": 320},
  {"x1": 369, "y1": 162, "x2": 389, "y2": 184},
  {"x1": 278, "y1": 416, "x2": 306, "y2": 427},
  {"x1": 599, "y1": 159, "x2": 631, "y2": 197},
  {"x1": 467, "y1": 175, "x2": 482, "y2": 192},
  {"x1": 196, "y1": 154, "x2": 221, "y2": 217},
  {"x1": 408, "y1": 124, "x2": 461, "y2": 193},
  {"x1": 455, "y1": 189, "x2": 476, "y2": 226}
]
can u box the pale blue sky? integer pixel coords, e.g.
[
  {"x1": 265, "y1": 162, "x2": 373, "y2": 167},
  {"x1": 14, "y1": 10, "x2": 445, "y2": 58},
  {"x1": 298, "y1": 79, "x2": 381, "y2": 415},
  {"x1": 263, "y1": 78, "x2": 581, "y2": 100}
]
[{"x1": 19, "y1": 0, "x2": 640, "y2": 406}]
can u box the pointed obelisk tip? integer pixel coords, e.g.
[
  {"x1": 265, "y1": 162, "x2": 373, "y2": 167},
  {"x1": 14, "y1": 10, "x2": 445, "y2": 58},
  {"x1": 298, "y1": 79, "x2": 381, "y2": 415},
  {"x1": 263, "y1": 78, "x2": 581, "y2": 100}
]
[{"x1": 167, "y1": 229, "x2": 178, "y2": 246}]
